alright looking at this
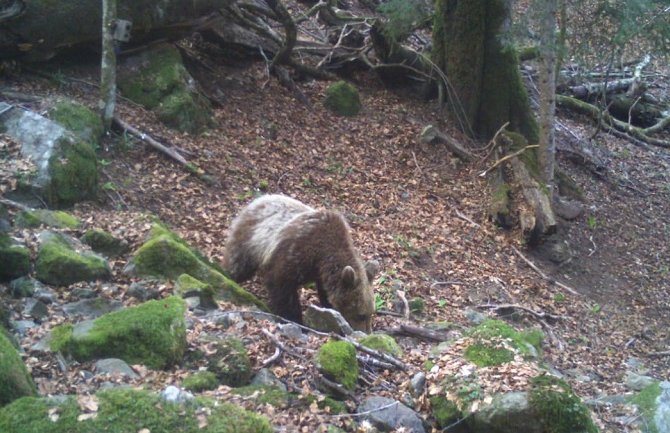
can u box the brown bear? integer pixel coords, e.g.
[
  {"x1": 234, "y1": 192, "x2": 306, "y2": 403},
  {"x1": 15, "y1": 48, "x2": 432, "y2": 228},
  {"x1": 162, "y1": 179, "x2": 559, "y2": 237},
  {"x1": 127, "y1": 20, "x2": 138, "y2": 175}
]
[{"x1": 223, "y1": 194, "x2": 378, "y2": 332}]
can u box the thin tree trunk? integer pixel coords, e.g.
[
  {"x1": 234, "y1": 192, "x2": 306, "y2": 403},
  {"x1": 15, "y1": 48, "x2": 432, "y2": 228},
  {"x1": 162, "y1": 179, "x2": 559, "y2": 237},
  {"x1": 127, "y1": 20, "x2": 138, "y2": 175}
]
[
  {"x1": 537, "y1": 0, "x2": 557, "y2": 197},
  {"x1": 100, "y1": 0, "x2": 117, "y2": 132}
]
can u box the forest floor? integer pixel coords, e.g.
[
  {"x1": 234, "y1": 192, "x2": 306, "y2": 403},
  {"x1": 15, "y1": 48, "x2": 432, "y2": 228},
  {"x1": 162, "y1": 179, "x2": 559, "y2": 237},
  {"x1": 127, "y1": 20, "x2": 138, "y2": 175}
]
[{"x1": 2, "y1": 52, "x2": 669, "y2": 432}]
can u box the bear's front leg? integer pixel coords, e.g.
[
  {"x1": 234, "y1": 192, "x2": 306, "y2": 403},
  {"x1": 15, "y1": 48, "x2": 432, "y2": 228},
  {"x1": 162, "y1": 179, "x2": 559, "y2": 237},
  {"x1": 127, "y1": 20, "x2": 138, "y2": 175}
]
[{"x1": 268, "y1": 283, "x2": 303, "y2": 324}]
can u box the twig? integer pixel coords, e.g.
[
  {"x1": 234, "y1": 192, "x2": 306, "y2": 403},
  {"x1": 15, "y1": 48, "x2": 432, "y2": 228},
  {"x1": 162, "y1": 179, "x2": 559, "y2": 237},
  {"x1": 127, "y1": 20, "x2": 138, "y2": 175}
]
[
  {"x1": 357, "y1": 354, "x2": 395, "y2": 370},
  {"x1": 453, "y1": 208, "x2": 480, "y2": 228},
  {"x1": 512, "y1": 246, "x2": 581, "y2": 296},
  {"x1": 411, "y1": 151, "x2": 423, "y2": 177},
  {"x1": 396, "y1": 289, "x2": 410, "y2": 319},
  {"x1": 261, "y1": 346, "x2": 282, "y2": 367},
  {"x1": 339, "y1": 335, "x2": 409, "y2": 371},
  {"x1": 329, "y1": 400, "x2": 399, "y2": 418},
  {"x1": 430, "y1": 280, "x2": 463, "y2": 288},
  {"x1": 385, "y1": 324, "x2": 454, "y2": 343},
  {"x1": 261, "y1": 328, "x2": 309, "y2": 362},
  {"x1": 588, "y1": 235, "x2": 597, "y2": 257},
  {"x1": 479, "y1": 144, "x2": 540, "y2": 177},
  {"x1": 648, "y1": 350, "x2": 670, "y2": 357}
]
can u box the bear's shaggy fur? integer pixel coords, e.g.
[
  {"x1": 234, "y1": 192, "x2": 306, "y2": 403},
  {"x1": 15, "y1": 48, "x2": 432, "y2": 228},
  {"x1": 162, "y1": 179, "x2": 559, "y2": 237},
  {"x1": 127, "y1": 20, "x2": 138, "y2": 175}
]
[{"x1": 223, "y1": 195, "x2": 378, "y2": 332}]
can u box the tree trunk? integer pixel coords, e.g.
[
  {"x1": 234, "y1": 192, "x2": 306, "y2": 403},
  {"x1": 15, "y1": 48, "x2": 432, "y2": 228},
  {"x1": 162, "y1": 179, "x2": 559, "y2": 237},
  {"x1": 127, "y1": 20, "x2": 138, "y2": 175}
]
[
  {"x1": 433, "y1": 0, "x2": 538, "y2": 142},
  {"x1": 0, "y1": 0, "x2": 232, "y2": 61},
  {"x1": 537, "y1": 0, "x2": 557, "y2": 199},
  {"x1": 100, "y1": 0, "x2": 117, "y2": 132}
]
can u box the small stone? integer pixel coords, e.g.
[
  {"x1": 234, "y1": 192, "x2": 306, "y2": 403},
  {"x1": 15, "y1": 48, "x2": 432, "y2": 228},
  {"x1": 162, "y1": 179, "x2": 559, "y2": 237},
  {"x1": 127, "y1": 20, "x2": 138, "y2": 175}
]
[
  {"x1": 23, "y1": 299, "x2": 49, "y2": 321},
  {"x1": 625, "y1": 371, "x2": 657, "y2": 391},
  {"x1": 71, "y1": 288, "x2": 97, "y2": 299},
  {"x1": 358, "y1": 396, "x2": 425, "y2": 433},
  {"x1": 62, "y1": 297, "x2": 123, "y2": 318},
  {"x1": 279, "y1": 323, "x2": 305, "y2": 341},
  {"x1": 95, "y1": 358, "x2": 139, "y2": 379},
  {"x1": 464, "y1": 308, "x2": 486, "y2": 325},
  {"x1": 252, "y1": 368, "x2": 287, "y2": 392},
  {"x1": 410, "y1": 372, "x2": 426, "y2": 397},
  {"x1": 161, "y1": 385, "x2": 194, "y2": 405},
  {"x1": 304, "y1": 305, "x2": 353, "y2": 335},
  {"x1": 127, "y1": 282, "x2": 149, "y2": 300},
  {"x1": 11, "y1": 320, "x2": 37, "y2": 335}
]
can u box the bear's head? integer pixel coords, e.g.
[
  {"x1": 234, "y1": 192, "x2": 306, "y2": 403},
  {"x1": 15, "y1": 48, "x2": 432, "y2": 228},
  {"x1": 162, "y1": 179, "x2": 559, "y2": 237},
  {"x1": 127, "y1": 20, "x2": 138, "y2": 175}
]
[{"x1": 330, "y1": 260, "x2": 379, "y2": 333}]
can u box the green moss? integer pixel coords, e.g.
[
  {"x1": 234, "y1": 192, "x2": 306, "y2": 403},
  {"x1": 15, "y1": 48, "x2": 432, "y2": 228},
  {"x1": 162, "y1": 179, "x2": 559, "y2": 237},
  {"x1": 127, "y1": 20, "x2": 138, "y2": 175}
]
[
  {"x1": 629, "y1": 381, "x2": 662, "y2": 433},
  {"x1": 556, "y1": 169, "x2": 586, "y2": 201},
  {"x1": 131, "y1": 225, "x2": 267, "y2": 310},
  {"x1": 430, "y1": 395, "x2": 461, "y2": 428},
  {"x1": 16, "y1": 209, "x2": 81, "y2": 229},
  {"x1": 324, "y1": 81, "x2": 361, "y2": 116},
  {"x1": 358, "y1": 334, "x2": 403, "y2": 357},
  {"x1": 157, "y1": 89, "x2": 213, "y2": 134},
  {"x1": 233, "y1": 385, "x2": 291, "y2": 408},
  {"x1": 0, "y1": 388, "x2": 272, "y2": 433},
  {"x1": 0, "y1": 330, "x2": 36, "y2": 406},
  {"x1": 208, "y1": 337, "x2": 252, "y2": 387},
  {"x1": 80, "y1": 229, "x2": 127, "y2": 257},
  {"x1": 529, "y1": 375, "x2": 598, "y2": 433},
  {"x1": 0, "y1": 240, "x2": 30, "y2": 281},
  {"x1": 464, "y1": 319, "x2": 543, "y2": 367},
  {"x1": 182, "y1": 371, "x2": 219, "y2": 392},
  {"x1": 408, "y1": 297, "x2": 426, "y2": 315},
  {"x1": 317, "y1": 340, "x2": 358, "y2": 391},
  {"x1": 48, "y1": 101, "x2": 104, "y2": 147},
  {"x1": 50, "y1": 297, "x2": 186, "y2": 369},
  {"x1": 35, "y1": 232, "x2": 110, "y2": 286},
  {"x1": 47, "y1": 139, "x2": 98, "y2": 208}
]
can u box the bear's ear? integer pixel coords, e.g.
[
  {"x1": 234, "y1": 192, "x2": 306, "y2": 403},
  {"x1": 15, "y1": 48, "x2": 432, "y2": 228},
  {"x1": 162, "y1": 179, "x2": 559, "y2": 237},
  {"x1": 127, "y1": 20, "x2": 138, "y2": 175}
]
[
  {"x1": 365, "y1": 260, "x2": 379, "y2": 282},
  {"x1": 341, "y1": 265, "x2": 357, "y2": 288}
]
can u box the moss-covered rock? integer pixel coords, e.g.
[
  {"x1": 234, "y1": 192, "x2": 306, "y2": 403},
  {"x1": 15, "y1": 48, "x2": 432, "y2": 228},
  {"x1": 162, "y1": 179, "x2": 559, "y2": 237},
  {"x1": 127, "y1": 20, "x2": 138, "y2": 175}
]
[
  {"x1": 358, "y1": 333, "x2": 403, "y2": 357},
  {"x1": 35, "y1": 231, "x2": 110, "y2": 286},
  {"x1": 48, "y1": 138, "x2": 98, "y2": 208},
  {"x1": 0, "y1": 388, "x2": 272, "y2": 433},
  {"x1": 0, "y1": 234, "x2": 30, "y2": 282},
  {"x1": 175, "y1": 273, "x2": 217, "y2": 309},
  {"x1": 233, "y1": 385, "x2": 291, "y2": 408},
  {"x1": 207, "y1": 337, "x2": 252, "y2": 387},
  {"x1": 464, "y1": 319, "x2": 543, "y2": 367},
  {"x1": 303, "y1": 394, "x2": 348, "y2": 414},
  {"x1": 128, "y1": 223, "x2": 266, "y2": 309},
  {"x1": 430, "y1": 395, "x2": 462, "y2": 429},
  {"x1": 16, "y1": 209, "x2": 81, "y2": 229},
  {"x1": 324, "y1": 81, "x2": 361, "y2": 116},
  {"x1": 50, "y1": 296, "x2": 186, "y2": 369},
  {"x1": 80, "y1": 229, "x2": 128, "y2": 257},
  {"x1": 182, "y1": 371, "x2": 219, "y2": 392},
  {"x1": 316, "y1": 340, "x2": 358, "y2": 391},
  {"x1": 118, "y1": 44, "x2": 212, "y2": 134},
  {"x1": 48, "y1": 100, "x2": 104, "y2": 147},
  {"x1": 0, "y1": 330, "x2": 36, "y2": 406},
  {"x1": 529, "y1": 374, "x2": 598, "y2": 433}
]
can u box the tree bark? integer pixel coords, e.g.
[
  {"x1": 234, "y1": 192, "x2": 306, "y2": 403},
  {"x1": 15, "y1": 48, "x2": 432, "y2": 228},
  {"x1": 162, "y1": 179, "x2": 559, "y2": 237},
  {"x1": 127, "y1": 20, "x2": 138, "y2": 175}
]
[
  {"x1": 537, "y1": 0, "x2": 557, "y2": 200},
  {"x1": 100, "y1": 0, "x2": 117, "y2": 132}
]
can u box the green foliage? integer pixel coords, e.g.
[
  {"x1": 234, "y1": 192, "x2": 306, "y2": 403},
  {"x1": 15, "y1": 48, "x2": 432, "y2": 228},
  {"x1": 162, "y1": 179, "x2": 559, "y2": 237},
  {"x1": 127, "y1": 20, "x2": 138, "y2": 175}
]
[
  {"x1": 0, "y1": 330, "x2": 36, "y2": 406},
  {"x1": 50, "y1": 297, "x2": 187, "y2": 369},
  {"x1": 208, "y1": 337, "x2": 252, "y2": 387},
  {"x1": 317, "y1": 340, "x2": 359, "y2": 391},
  {"x1": 323, "y1": 81, "x2": 361, "y2": 117},
  {"x1": 553, "y1": 293, "x2": 566, "y2": 303},
  {"x1": 464, "y1": 342, "x2": 514, "y2": 367},
  {"x1": 529, "y1": 374, "x2": 598, "y2": 433},
  {"x1": 0, "y1": 388, "x2": 272, "y2": 433},
  {"x1": 182, "y1": 371, "x2": 219, "y2": 392},
  {"x1": 629, "y1": 381, "x2": 662, "y2": 433},
  {"x1": 378, "y1": 0, "x2": 433, "y2": 42}
]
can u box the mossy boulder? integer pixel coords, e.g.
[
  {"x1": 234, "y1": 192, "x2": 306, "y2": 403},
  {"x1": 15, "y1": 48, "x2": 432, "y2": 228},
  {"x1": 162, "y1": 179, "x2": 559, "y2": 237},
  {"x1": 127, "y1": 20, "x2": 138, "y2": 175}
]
[
  {"x1": 118, "y1": 44, "x2": 213, "y2": 134},
  {"x1": 233, "y1": 385, "x2": 291, "y2": 408},
  {"x1": 47, "y1": 100, "x2": 104, "y2": 147},
  {"x1": 80, "y1": 229, "x2": 128, "y2": 257},
  {"x1": 175, "y1": 273, "x2": 217, "y2": 309},
  {"x1": 358, "y1": 333, "x2": 403, "y2": 357},
  {"x1": 316, "y1": 340, "x2": 358, "y2": 391},
  {"x1": 16, "y1": 209, "x2": 81, "y2": 229},
  {"x1": 182, "y1": 371, "x2": 219, "y2": 392},
  {"x1": 0, "y1": 330, "x2": 36, "y2": 406},
  {"x1": 464, "y1": 319, "x2": 543, "y2": 367},
  {"x1": 127, "y1": 223, "x2": 266, "y2": 309},
  {"x1": 528, "y1": 375, "x2": 598, "y2": 433},
  {"x1": 0, "y1": 388, "x2": 272, "y2": 433},
  {"x1": 48, "y1": 138, "x2": 98, "y2": 208},
  {"x1": 430, "y1": 395, "x2": 462, "y2": 429},
  {"x1": 35, "y1": 231, "x2": 111, "y2": 286},
  {"x1": 324, "y1": 81, "x2": 361, "y2": 116},
  {"x1": 0, "y1": 234, "x2": 30, "y2": 282},
  {"x1": 207, "y1": 337, "x2": 252, "y2": 387},
  {"x1": 50, "y1": 296, "x2": 186, "y2": 369}
]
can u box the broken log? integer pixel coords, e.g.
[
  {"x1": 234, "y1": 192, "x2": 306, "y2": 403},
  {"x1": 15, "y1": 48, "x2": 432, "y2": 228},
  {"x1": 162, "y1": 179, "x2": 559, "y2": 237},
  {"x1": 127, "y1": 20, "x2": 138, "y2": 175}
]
[{"x1": 420, "y1": 125, "x2": 475, "y2": 161}]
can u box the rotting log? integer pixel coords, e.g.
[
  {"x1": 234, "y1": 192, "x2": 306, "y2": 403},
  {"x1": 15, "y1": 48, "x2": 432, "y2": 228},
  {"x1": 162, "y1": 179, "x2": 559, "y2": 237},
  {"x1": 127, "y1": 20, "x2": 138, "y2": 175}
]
[
  {"x1": 420, "y1": 125, "x2": 475, "y2": 161},
  {"x1": 0, "y1": 0, "x2": 233, "y2": 61}
]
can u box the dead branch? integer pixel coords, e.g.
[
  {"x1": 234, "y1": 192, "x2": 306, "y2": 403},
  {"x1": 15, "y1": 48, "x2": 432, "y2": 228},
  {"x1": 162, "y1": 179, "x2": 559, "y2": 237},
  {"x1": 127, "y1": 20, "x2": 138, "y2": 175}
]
[
  {"x1": 648, "y1": 350, "x2": 670, "y2": 357},
  {"x1": 357, "y1": 354, "x2": 395, "y2": 370},
  {"x1": 340, "y1": 335, "x2": 408, "y2": 371},
  {"x1": 261, "y1": 328, "x2": 309, "y2": 362},
  {"x1": 0, "y1": 197, "x2": 32, "y2": 211},
  {"x1": 261, "y1": 346, "x2": 282, "y2": 367},
  {"x1": 479, "y1": 144, "x2": 539, "y2": 177},
  {"x1": 395, "y1": 289, "x2": 410, "y2": 319},
  {"x1": 385, "y1": 324, "x2": 454, "y2": 343},
  {"x1": 512, "y1": 246, "x2": 581, "y2": 296},
  {"x1": 420, "y1": 125, "x2": 475, "y2": 161}
]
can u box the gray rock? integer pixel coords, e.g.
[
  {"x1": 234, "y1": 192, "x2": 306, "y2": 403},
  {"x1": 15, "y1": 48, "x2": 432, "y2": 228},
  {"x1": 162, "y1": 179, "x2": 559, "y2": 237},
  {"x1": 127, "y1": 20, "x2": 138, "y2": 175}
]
[
  {"x1": 126, "y1": 282, "x2": 156, "y2": 301},
  {"x1": 252, "y1": 368, "x2": 287, "y2": 392},
  {"x1": 71, "y1": 288, "x2": 98, "y2": 299},
  {"x1": 11, "y1": 319, "x2": 37, "y2": 335},
  {"x1": 464, "y1": 308, "x2": 486, "y2": 325},
  {"x1": 471, "y1": 392, "x2": 542, "y2": 433},
  {"x1": 279, "y1": 323, "x2": 306, "y2": 341},
  {"x1": 161, "y1": 385, "x2": 194, "y2": 405},
  {"x1": 34, "y1": 286, "x2": 58, "y2": 304},
  {"x1": 656, "y1": 381, "x2": 670, "y2": 433},
  {"x1": 304, "y1": 305, "x2": 353, "y2": 336},
  {"x1": 95, "y1": 358, "x2": 139, "y2": 379},
  {"x1": 358, "y1": 396, "x2": 425, "y2": 433},
  {"x1": 10, "y1": 277, "x2": 40, "y2": 298},
  {"x1": 410, "y1": 372, "x2": 426, "y2": 397},
  {"x1": 553, "y1": 196, "x2": 584, "y2": 220},
  {"x1": 23, "y1": 298, "x2": 49, "y2": 321},
  {"x1": 626, "y1": 371, "x2": 657, "y2": 391},
  {"x1": 71, "y1": 320, "x2": 95, "y2": 339},
  {"x1": 62, "y1": 297, "x2": 123, "y2": 319}
]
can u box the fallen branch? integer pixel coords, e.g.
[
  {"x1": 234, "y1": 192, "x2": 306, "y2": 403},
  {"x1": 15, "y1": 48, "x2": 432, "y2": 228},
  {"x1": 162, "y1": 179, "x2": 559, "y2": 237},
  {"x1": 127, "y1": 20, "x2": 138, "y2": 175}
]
[
  {"x1": 512, "y1": 246, "x2": 581, "y2": 296},
  {"x1": 0, "y1": 197, "x2": 32, "y2": 211},
  {"x1": 261, "y1": 328, "x2": 309, "y2": 362},
  {"x1": 341, "y1": 335, "x2": 408, "y2": 371},
  {"x1": 261, "y1": 346, "x2": 282, "y2": 367},
  {"x1": 648, "y1": 350, "x2": 670, "y2": 357},
  {"x1": 479, "y1": 144, "x2": 539, "y2": 177},
  {"x1": 385, "y1": 324, "x2": 454, "y2": 343},
  {"x1": 477, "y1": 303, "x2": 566, "y2": 322}
]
